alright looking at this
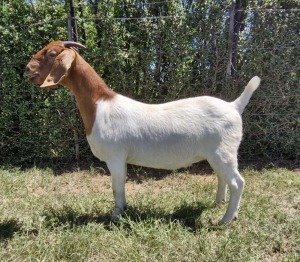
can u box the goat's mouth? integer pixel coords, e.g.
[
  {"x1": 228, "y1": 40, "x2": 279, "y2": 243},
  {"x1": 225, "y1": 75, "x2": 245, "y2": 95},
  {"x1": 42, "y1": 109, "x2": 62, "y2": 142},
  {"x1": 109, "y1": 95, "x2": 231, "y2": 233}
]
[{"x1": 24, "y1": 73, "x2": 40, "y2": 82}]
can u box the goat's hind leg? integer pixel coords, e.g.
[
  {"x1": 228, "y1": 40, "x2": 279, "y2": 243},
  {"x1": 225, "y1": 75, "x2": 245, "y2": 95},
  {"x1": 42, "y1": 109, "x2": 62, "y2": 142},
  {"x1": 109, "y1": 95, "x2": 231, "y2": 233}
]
[
  {"x1": 216, "y1": 175, "x2": 227, "y2": 204},
  {"x1": 220, "y1": 169, "x2": 244, "y2": 224},
  {"x1": 208, "y1": 156, "x2": 245, "y2": 224}
]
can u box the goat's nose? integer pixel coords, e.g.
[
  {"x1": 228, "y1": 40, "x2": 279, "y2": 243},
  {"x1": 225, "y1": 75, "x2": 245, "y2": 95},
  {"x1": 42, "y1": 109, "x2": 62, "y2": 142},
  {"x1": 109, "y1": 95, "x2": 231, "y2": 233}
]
[
  {"x1": 25, "y1": 65, "x2": 31, "y2": 73},
  {"x1": 25, "y1": 63, "x2": 35, "y2": 74},
  {"x1": 24, "y1": 64, "x2": 36, "y2": 77}
]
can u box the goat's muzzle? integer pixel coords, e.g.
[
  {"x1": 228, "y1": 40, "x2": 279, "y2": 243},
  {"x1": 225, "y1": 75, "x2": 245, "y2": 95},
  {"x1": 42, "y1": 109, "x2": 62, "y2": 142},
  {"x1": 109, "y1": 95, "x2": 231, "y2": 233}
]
[{"x1": 24, "y1": 62, "x2": 40, "y2": 82}]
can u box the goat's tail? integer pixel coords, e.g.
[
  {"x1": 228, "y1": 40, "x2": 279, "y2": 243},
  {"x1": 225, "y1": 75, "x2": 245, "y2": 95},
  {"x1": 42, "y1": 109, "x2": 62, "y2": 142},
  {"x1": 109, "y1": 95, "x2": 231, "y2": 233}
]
[{"x1": 232, "y1": 76, "x2": 261, "y2": 114}]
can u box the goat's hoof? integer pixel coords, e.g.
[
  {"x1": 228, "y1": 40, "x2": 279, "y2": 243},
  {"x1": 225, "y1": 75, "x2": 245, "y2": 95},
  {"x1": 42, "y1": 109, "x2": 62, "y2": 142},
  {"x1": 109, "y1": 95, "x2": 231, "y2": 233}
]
[
  {"x1": 215, "y1": 199, "x2": 226, "y2": 206},
  {"x1": 111, "y1": 214, "x2": 120, "y2": 222},
  {"x1": 111, "y1": 212, "x2": 123, "y2": 222},
  {"x1": 212, "y1": 200, "x2": 226, "y2": 209},
  {"x1": 219, "y1": 215, "x2": 237, "y2": 225},
  {"x1": 111, "y1": 207, "x2": 125, "y2": 222}
]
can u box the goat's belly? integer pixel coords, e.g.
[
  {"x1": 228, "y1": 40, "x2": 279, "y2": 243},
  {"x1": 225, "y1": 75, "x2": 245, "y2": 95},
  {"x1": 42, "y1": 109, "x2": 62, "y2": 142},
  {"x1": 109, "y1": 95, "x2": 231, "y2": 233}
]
[
  {"x1": 128, "y1": 157, "x2": 204, "y2": 170},
  {"x1": 126, "y1": 147, "x2": 205, "y2": 170},
  {"x1": 87, "y1": 134, "x2": 205, "y2": 170}
]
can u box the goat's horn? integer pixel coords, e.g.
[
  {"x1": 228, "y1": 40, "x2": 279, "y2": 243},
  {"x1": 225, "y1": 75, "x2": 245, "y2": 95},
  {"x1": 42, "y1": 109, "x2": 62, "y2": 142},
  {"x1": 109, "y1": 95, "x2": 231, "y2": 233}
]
[{"x1": 63, "y1": 41, "x2": 86, "y2": 49}]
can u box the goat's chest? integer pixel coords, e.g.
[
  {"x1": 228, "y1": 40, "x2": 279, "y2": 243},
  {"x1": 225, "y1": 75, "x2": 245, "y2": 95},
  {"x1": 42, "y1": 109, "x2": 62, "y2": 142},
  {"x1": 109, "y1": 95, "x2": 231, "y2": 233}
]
[
  {"x1": 86, "y1": 120, "x2": 125, "y2": 162},
  {"x1": 85, "y1": 100, "x2": 129, "y2": 162}
]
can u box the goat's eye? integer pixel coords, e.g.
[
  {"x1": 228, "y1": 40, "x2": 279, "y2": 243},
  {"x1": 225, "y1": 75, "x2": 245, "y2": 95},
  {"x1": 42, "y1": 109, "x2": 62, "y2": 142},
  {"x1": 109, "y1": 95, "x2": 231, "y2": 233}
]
[{"x1": 48, "y1": 51, "x2": 57, "y2": 58}]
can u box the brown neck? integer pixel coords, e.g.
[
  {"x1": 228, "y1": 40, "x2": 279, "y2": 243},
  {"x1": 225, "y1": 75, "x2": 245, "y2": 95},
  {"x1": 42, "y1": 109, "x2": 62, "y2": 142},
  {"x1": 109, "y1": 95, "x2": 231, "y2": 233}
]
[{"x1": 61, "y1": 54, "x2": 116, "y2": 135}]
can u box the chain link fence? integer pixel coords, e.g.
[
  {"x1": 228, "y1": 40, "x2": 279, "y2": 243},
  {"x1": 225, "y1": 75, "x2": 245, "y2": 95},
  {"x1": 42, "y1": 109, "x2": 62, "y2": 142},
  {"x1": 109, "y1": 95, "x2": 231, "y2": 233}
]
[{"x1": 0, "y1": 1, "x2": 299, "y2": 168}]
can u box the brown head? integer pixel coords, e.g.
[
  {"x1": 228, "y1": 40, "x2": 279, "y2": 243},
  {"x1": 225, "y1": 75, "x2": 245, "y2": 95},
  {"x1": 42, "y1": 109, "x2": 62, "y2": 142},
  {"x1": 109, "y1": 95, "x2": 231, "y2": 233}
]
[
  {"x1": 25, "y1": 40, "x2": 116, "y2": 135},
  {"x1": 24, "y1": 40, "x2": 86, "y2": 88}
]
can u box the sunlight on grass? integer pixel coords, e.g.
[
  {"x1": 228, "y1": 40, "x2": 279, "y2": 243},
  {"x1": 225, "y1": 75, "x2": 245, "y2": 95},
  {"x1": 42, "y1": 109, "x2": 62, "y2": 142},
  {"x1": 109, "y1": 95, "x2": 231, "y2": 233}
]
[{"x1": 0, "y1": 167, "x2": 299, "y2": 261}]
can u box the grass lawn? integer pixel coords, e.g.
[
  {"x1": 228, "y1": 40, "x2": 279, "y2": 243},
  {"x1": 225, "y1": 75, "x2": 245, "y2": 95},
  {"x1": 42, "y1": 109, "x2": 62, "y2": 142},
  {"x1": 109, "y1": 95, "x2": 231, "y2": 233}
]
[{"x1": 0, "y1": 165, "x2": 299, "y2": 261}]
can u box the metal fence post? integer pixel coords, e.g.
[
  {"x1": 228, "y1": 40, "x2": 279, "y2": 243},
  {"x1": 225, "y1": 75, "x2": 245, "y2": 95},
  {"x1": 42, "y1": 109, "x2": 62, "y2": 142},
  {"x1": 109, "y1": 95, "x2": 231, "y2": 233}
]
[{"x1": 67, "y1": 0, "x2": 80, "y2": 162}]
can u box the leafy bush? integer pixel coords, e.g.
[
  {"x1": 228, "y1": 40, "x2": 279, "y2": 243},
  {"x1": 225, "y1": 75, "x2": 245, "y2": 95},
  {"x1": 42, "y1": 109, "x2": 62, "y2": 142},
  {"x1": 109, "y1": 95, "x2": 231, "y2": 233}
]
[{"x1": 0, "y1": 0, "x2": 299, "y2": 166}]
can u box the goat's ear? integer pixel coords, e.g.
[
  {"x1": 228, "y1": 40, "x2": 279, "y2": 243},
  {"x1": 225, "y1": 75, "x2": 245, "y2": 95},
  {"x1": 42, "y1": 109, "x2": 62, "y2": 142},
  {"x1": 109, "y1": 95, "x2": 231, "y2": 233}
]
[{"x1": 41, "y1": 49, "x2": 76, "y2": 88}]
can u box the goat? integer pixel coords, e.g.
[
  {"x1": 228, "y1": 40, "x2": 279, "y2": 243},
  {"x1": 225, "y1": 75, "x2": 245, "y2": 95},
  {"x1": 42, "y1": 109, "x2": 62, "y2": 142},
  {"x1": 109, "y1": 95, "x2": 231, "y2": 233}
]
[{"x1": 25, "y1": 41, "x2": 261, "y2": 224}]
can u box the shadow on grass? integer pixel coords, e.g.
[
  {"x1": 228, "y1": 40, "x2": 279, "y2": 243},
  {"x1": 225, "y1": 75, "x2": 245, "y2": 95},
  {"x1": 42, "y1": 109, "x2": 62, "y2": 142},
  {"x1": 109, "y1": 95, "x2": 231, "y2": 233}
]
[
  {"x1": 122, "y1": 202, "x2": 210, "y2": 232},
  {"x1": 0, "y1": 219, "x2": 22, "y2": 242},
  {"x1": 41, "y1": 202, "x2": 210, "y2": 233},
  {"x1": 41, "y1": 205, "x2": 112, "y2": 230},
  {"x1": 0, "y1": 203, "x2": 218, "y2": 241}
]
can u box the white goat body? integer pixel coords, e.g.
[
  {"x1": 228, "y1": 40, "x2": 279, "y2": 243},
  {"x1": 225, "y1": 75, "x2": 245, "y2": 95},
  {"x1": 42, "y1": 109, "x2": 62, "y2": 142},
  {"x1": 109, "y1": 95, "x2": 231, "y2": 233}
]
[
  {"x1": 87, "y1": 79, "x2": 260, "y2": 224},
  {"x1": 25, "y1": 41, "x2": 261, "y2": 224},
  {"x1": 88, "y1": 95, "x2": 242, "y2": 170}
]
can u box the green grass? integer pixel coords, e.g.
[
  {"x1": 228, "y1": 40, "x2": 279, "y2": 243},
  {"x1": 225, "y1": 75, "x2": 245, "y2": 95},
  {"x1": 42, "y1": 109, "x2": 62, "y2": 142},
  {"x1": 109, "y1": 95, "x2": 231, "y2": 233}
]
[{"x1": 0, "y1": 166, "x2": 299, "y2": 261}]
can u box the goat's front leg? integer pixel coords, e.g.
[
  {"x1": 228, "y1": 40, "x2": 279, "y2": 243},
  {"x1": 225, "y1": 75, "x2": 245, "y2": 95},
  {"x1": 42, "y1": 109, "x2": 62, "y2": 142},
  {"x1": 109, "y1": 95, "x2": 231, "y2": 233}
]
[{"x1": 106, "y1": 161, "x2": 127, "y2": 220}]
